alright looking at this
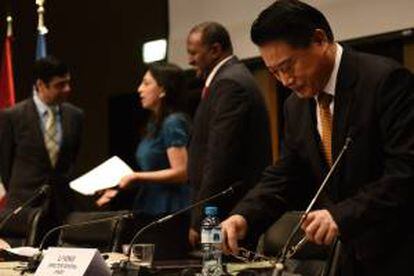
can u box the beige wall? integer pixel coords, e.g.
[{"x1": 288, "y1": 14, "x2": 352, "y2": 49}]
[
  {"x1": 404, "y1": 41, "x2": 414, "y2": 72},
  {"x1": 169, "y1": 0, "x2": 414, "y2": 68}
]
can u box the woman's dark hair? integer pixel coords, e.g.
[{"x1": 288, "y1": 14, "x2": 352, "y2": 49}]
[
  {"x1": 146, "y1": 62, "x2": 186, "y2": 136},
  {"x1": 251, "y1": 0, "x2": 334, "y2": 48}
]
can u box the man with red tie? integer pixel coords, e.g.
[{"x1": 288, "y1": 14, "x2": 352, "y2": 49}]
[{"x1": 186, "y1": 22, "x2": 272, "y2": 247}]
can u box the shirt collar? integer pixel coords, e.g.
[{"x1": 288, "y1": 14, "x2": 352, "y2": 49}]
[
  {"x1": 205, "y1": 55, "x2": 234, "y2": 87},
  {"x1": 322, "y1": 43, "x2": 343, "y2": 97},
  {"x1": 33, "y1": 89, "x2": 59, "y2": 116}
]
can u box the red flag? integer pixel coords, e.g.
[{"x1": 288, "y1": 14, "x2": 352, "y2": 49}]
[
  {"x1": 0, "y1": 16, "x2": 15, "y2": 210},
  {"x1": 0, "y1": 17, "x2": 15, "y2": 109}
]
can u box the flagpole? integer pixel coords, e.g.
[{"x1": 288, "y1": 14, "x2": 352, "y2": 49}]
[
  {"x1": 36, "y1": 0, "x2": 48, "y2": 35},
  {"x1": 6, "y1": 16, "x2": 13, "y2": 37},
  {"x1": 0, "y1": 15, "x2": 15, "y2": 107},
  {"x1": 0, "y1": 15, "x2": 15, "y2": 208},
  {"x1": 36, "y1": 0, "x2": 48, "y2": 59}
]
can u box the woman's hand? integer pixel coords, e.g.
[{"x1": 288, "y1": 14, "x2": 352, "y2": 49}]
[
  {"x1": 118, "y1": 174, "x2": 136, "y2": 189},
  {"x1": 0, "y1": 238, "x2": 11, "y2": 249},
  {"x1": 96, "y1": 188, "x2": 119, "y2": 207}
]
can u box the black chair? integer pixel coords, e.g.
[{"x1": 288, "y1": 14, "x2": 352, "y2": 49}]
[
  {"x1": 57, "y1": 210, "x2": 130, "y2": 252},
  {"x1": 0, "y1": 207, "x2": 46, "y2": 247},
  {"x1": 259, "y1": 211, "x2": 340, "y2": 276}
]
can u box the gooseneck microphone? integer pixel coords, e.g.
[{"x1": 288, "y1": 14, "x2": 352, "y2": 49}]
[
  {"x1": 0, "y1": 184, "x2": 49, "y2": 231},
  {"x1": 38, "y1": 212, "x2": 134, "y2": 251},
  {"x1": 24, "y1": 211, "x2": 133, "y2": 273},
  {"x1": 117, "y1": 183, "x2": 238, "y2": 270},
  {"x1": 275, "y1": 136, "x2": 353, "y2": 274}
]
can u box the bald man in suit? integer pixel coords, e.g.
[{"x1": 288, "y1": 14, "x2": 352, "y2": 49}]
[{"x1": 186, "y1": 22, "x2": 272, "y2": 246}]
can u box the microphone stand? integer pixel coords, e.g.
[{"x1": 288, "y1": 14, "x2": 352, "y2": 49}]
[
  {"x1": 274, "y1": 137, "x2": 353, "y2": 275},
  {"x1": 22, "y1": 212, "x2": 133, "y2": 274},
  {"x1": 115, "y1": 185, "x2": 236, "y2": 271},
  {"x1": 0, "y1": 185, "x2": 49, "y2": 231}
]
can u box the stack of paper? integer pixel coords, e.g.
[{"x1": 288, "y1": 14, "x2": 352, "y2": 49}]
[{"x1": 70, "y1": 156, "x2": 133, "y2": 195}]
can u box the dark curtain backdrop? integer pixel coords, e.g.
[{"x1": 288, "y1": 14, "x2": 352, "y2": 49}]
[
  {"x1": 0, "y1": 0, "x2": 169, "y2": 176},
  {"x1": 0, "y1": 0, "x2": 169, "y2": 211}
]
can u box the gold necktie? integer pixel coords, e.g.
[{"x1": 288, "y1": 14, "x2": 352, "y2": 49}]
[
  {"x1": 44, "y1": 107, "x2": 59, "y2": 167},
  {"x1": 317, "y1": 92, "x2": 333, "y2": 166}
]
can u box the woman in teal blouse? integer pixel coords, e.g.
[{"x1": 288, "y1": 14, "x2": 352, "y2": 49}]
[{"x1": 97, "y1": 62, "x2": 190, "y2": 216}]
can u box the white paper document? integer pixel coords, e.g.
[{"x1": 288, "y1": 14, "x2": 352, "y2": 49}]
[
  {"x1": 69, "y1": 156, "x2": 133, "y2": 195},
  {"x1": 6, "y1": 246, "x2": 40, "y2": 257}
]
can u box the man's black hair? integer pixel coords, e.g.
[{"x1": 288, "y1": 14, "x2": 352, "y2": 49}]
[
  {"x1": 34, "y1": 56, "x2": 69, "y2": 84},
  {"x1": 251, "y1": 0, "x2": 334, "y2": 47},
  {"x1": 190, "y1": 22, "x2": 233, "y2": 53}
]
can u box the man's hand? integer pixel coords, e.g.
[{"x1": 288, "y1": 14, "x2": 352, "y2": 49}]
[
  {"x1": 188, "y1": 227, "x2": 200, "y2": 248},
  {"x1": 96, "y1": 188, "x2": 118, "y2": 207},
  {"x1": 301, "y1": 209, "x2": 338, "y2": 245},
  {"x1": 221, "y1": 214, "x2": 248, "y2": 255}
]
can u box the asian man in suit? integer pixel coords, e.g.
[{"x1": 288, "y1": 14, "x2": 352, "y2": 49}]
[
  {"x1": 221, "y1": 1, "x2": 414, "y2": 275},
  {"x1": 0, "y1": 56, "x2": 83, "y2": 228}
]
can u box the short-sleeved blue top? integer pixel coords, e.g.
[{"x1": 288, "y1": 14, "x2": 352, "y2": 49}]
[{"x1": 133, "y1": 113, "x2": 190, "y2": 215}]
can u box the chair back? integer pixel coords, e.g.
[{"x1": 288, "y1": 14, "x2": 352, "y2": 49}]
[
  {"x1": 0, "y1": 207, "x2": 45, "y2": 247},
  {"x1": 57, "y1": 210, "x2": 129, "y2": 252}
]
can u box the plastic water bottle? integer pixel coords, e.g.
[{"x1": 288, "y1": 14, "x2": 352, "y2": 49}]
[{"x1": 201, "y1": 206, "x2": 223, "y2": 276}]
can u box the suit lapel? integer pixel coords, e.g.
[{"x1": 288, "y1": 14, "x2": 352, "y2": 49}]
[
  {"x1": 58, "y1": 105, "x2": 70, "y2": 167},
  {"x1": 303, "y1": 99, "x2": 327, "y2": 181},
  {"x1": 332, "y1": 49, "x2": 357, "y2": 160},
  {"x1": 208, "y1": 56, "x2": 238, "y2": 97},
  {"x1": 328, "y1": 49, "x2": 358, "y2": 201},
  {"x1": 27, "y1": 99, "x2": 52, "y2": 167}
]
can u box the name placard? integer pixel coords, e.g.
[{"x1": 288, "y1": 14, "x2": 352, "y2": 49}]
[{"x1": 35, "y1": 247, "x2": 111, "y2": 276}]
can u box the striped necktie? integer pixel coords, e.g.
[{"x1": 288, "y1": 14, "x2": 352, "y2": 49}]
[
  {"x1": 317, "y1": 92, "x2": 333, "y2": 167},
  {"x1": 44, "y1": 107, "x2": 59, "y2": 167}
]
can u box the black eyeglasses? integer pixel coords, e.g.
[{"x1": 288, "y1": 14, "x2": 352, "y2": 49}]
[
  {"x1": 230, "y1": 236, "x2": 309, "y2": 264},
  {"x1": 230, "y1": 247, "x2": 276, "y2": 263}
]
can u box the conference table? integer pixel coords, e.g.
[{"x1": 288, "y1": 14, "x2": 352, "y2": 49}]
[{"x1": 0, "y1": 252, "x2": 277, "y2": 275}]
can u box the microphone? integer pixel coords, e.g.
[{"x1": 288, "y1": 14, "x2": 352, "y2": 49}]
[
  {"x1": 275, "y1": 136, "x2": 353, "y2": 273},
  {"x1": 116, "y1": 183, "x2": 238, "y2": 270},
  {"x1": 24, "y1": 211, "x2": 133, "y2": 273},
  {"x1": 38, "y1": 211, "x2": 133, "y2": 251},
  {"x1": 0, "y1": 184, "x2": 49, "y2": 231}
]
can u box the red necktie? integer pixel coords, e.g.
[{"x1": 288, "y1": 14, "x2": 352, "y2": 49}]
[{"x1": 201, "y1": 86, "x2": 209, "y2": 99}]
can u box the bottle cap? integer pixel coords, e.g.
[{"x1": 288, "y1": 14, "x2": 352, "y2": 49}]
[{"x1": 204, "y1": 206, "x2": 218, "y2": 216}]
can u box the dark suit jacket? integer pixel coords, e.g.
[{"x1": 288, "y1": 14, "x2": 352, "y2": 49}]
[
  {"x1": 0, "y1": 98, "x2": 83, "y2": 222},
  {"x1": 188, "y1": 56, "x2": 272, "y2": 228},
  {"x1": 233, "y1": 49, "x2": 414, "y2": 264}
]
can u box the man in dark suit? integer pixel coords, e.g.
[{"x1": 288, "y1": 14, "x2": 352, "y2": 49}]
[
  {"x1": 221, "y1": 1, "x2": 414, "y2": 275},
  {"x1": 0, "y1": 56, "x2": 83, "y2": 225},
  {"x1": 186, "y1": 22, "x2": 272, "y2": 246}
]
